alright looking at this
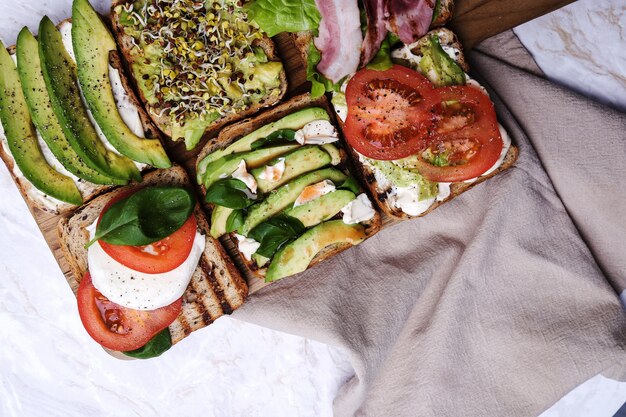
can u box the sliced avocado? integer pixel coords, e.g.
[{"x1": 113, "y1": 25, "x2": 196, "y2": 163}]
[
  {"x1": 16, "y1": 28, "x2": 124, "y2": 186},
  {"x1": 172, "y1": 110, "x2": 220, "y2": 151},
  {"x1": 210, "y1": 205, "x2": 234, "y2": 238},
  {"x1": 366, "y1": 157, "x2": 438, "y2": 200},
  {"x1": 252, "y1": 146, "x2": 331, "y2": 193},
  {"x1": 252, "y1": 253, "x2": 270, "y2": 268},
  {"x1": 419, "y1": 35, "x2": 466, "y2": 87},
  {"x1": 239, "y1": 168, "x2": 347, "y2": 235},
  {"x1": 0, "y1": 41, "x2": 82, "y2": 205},
  {"x1": 38, "y1": 16, "x2": 139, "y2": 182},
  {"x1": 265, "y1": 220, "x2": 366, "y2": 282},
  {"x1": 203, "y1": 144, "x2": 299, "y2": 189},
  {"x1": 72, "y1": 0, "x2": 170, "y2": 168},
  {"x1": 197, "y1": 107, "x2": 330, "y2": 180},
  {"x1": 321, "y1": 143, "x2": 341, "y2": 165},
  {"x1": 283, "y1": 190, "x2": 356, "y2": 228}
]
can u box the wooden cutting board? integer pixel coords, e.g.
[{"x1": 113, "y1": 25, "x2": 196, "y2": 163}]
[{"x1": 17, "y1": 0, "x2": 575, "y2": 296}]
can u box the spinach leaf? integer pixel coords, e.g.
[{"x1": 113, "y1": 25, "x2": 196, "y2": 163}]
[
  {"x1": 250, "y1": 129, "x2": 296, "y2": 150},
  {"x1": 338, "y1": 176, "x2": 361, "y2": 194},
  {"x1": 307, "y1": 43, "x2": 342, "y2": 98},
  {"x1": 245, "y1": 0, "x2": 321, "y2": 37},
  {"x1": 248, "y1": 215, "x2": 305, "y2": 258},
  {"x1": 86, "y1": 187, "x2": 195, "y2": 248},
  {"x1": 123, "y1": 328, "x2": 172, "y2": 359},
  {"x1": 205, "y1": 178, "x2": 256, "y2": 209},
  {"x1": 367, "y1": 33, "x2": 401, "y2": 71},
  {"x1": 226, "y1": 209, "x2": 245, "y2": 233}
]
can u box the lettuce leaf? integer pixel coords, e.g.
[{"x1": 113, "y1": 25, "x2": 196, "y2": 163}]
[
  {"x1": 367, "y1": 33, "x2": 401, "y2": 71},
  {"x1": 245, "y1": 0, "x2": 321, "y2": 37},
  {"x1": 306, "y1": 42, "x2": 341, "y2": 98}
]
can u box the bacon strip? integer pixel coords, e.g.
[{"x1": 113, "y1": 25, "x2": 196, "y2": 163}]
[
  {"x1": 360, "y1": 0, "x2": 387, "y2": 66},
  {"x1": 385, "y1": 0, "x2": 435, "y2": 45},
  {"x1": 313, "y1": 0, "x2": 363, "y2": 83}
]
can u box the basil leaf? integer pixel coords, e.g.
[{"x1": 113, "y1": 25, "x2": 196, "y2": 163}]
[
  {"x1": 248, "y1": 215, "x2": 305, "y2": 258},
  {"x1": 205, "y1": 178, "x2": 256, "y2": 209},
  {"x1": 367, "y1": 33, "x2": 401, "y2": 71},
  {"x1": 307, "y1": 43, "x2": 342, "y2": 98},
  {"x1": 87, "y1": 187, "x2": 195, "y2": 248},
  {"x1": 245, "y1": 0, "x2": 321, "y2": 37},
  {"x1": 123, "y1": 328, "x2": 172, "y2": 359},
  {"x1": 226, "y1": 209, "x2": 245, "y2": 233},
  {"x1": 250, "y1": 129, "x2": 296, "y2": 150},
  {"x1": 338, "y1": 176, "x2": 361, "y2": 194}
]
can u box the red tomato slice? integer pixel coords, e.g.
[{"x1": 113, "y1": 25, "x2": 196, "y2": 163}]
[
  {"x1": 77, "y1": 272, "x2": 181, "y2": 351},
  {"x1": 412, "y1": 85, "x2": 504, "y2": 182},
  {"x1": 97, "y1": 189, "x2": 198, "y2": 274},
  {"x1": 344, "y1": 65, "x2": 437, "y2": 160}
]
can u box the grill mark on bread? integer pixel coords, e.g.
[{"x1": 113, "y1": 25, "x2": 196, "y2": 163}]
[{"x1": 201, "y1": 258, "x2": 233, "y2": 314}]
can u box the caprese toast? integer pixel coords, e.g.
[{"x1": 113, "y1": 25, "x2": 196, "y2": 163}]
[
  {"x1": 196, "y1": 94, "x2": 381, "y2": 282},
  {"x1": 0, "y1": 0, "x2": 171, "y2": 214},
  {"x1": 58, "y1": 165, "x2": 247, "y2": 358},
  {"x1": 110, "y1": 0, "x2": 287, "y2": 150}
]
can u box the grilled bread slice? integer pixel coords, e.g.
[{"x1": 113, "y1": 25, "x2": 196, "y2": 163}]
[
  {"x1": 0, "y1": 19, "x2": 167, "y2": 215},
  {"x1": 196, "y1": 93, "x2": 381, "y2": 281},
  {"x1": 57, "y1": 165, "x2": 248, "y2": 347},
  {"x1": 110, "y1": 0, "x2": 288, "y2": 150}
]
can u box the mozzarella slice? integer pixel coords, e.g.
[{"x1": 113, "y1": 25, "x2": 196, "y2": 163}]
[
  {"x1": 258, "y1": 158, "x2": 286, "y2": 182},
  {"x1": 235, "y1": 234, "x2": 260, "y2": 261},
  {"x1": 295, "y1": 120, "x2": 339, "y2": 145},
  {"x1": 341, "y1": 193, "x2": 376, "y2": 224},
  {"x1": 293, "y1": 180, "x2": 336, "y2": 207},
  {"x1": 87, "y1": 221, "x2": 206, "y2": 311},
  {"x1": 232, "y1": 159, "x2": 258, "y2": 194}
]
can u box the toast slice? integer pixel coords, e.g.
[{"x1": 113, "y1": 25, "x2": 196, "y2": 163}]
[
  {"x1": 0, "y1": 19, "x2": 167, "y2": 215},
  {"x1": 110, "y1": 0, "x2": 288, "y2": 150},
  {"x1": 57, "y1": 165, "x2": 248, "y2": 347},
  {"x1": 196, "y1": 93, "x2": 381, "y2": 281}
]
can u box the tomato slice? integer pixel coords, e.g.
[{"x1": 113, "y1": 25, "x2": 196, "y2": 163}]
[
  {"x1": 344, "y1": 65, "x2": 436, "y2": 160},
  {"x1": 77, "y1": 272, "x2": 181, "y2": 351},
  {"x1": 412, "y1": 85, "x2": 504, "y2": 182},
  {"x1": 97, "y1": 189, "x2": 198, "y2": 274}
]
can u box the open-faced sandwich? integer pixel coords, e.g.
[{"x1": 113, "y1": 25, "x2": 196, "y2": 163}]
[
  {"x1": 245, "y1": 0, "x2": 518, "y2": 218},
  {"x1": 110, "y1": 0, "x2": 287, "y2": 150},
  {"x1": 58, "y1": 165, "x2": 247, "y2": 358},
  {"x1": 0, "y1": 0, "x2": 170, "y2": 214},
  {"x1": 196, "y1": 94, "x2": 381, "y2": 282}
]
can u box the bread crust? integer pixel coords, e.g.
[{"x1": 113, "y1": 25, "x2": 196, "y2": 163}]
[
  {"x1": 195, "y1": 93, "x2": 381, "y2": 281},
  {"x1": 109, "y1": 0, "x2": 288, "y2": 150},
  {"x1": 57, "y1": 165, "x2": 248, "y2": 346}
]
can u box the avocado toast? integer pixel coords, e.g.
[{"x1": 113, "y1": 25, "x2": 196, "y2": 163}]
[
  {"x1": 110, "y1": 0, "x2": 287, "y2": 151},
  {"x1": 0, "y1": 11, "x2": 170, "y2": 214},
  {"x1": 196, "y1": 94, "x2": 381, "y2": 282}
]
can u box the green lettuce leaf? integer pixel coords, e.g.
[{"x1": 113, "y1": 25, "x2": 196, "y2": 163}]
[
  {"x1": 306, "y1": 43, "x2": 341, "y2": 98},
  {"x1": 367, "y1": 33, "x2": 401, "y2": 71},
  {"x1": 245, "y1": 0, "x2": 321, "y2": 37}
]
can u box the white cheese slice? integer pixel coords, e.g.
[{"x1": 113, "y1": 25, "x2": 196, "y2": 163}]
[
  {"x1": 257, "y1": 157, "x2": 286, "y2": 182},
  {"x1": 293, "y1": 180, "x2": 336, "y2": 207},
  {"x1": 87, "y1": 220, "x2": 206, "y2": 311},
  {"x1": 232, "y1": 159, "x2": 258, "y2": 194},
  {"x1": 341, "y1": 193, "x2": 376, "y2": 224},
  {"x1": 295, "y1": 120, "x2": 339, "y2": 145},
  {"x1": 235, "y1": 234, "x2": 261, "y2": 261}
]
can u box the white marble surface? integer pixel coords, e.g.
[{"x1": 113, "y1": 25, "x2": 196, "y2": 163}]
[{"x1": 0, "y1": 1, "x2": 624, "y2": 416}]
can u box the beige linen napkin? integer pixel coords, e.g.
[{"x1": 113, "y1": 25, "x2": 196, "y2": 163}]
[{"x1": 233, "y1": 33, "x2": 626, "y2": 417}]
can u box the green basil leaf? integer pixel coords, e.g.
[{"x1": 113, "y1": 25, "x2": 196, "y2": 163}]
[
  {"x1": 245, "y1": 0, "x2": 321, "y2": 37},
  {"x1": 248, "y1": 215, "x2": 305, "y2": 258},
  {"x1": 205, "y1": 178, "x2": 256, "y2": 209},
  {"x1": 338, "y1": 176, "x2": 361, "y2": 194},
  {"x1": 87, "y1": 187, "x2": 195, "y2": 248},
  {"x1": 226, "y1": 209, "x2": 245, "y2": 233},
  {"x1": 307, "y1": 42, "x2": 342, "y2": 98},
  {"x1": 250, "y1": 129, "x2": 297, "y2": 150},
  {"x1": 123, "y1": 328, "x2": 172, "y2": 359}
]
